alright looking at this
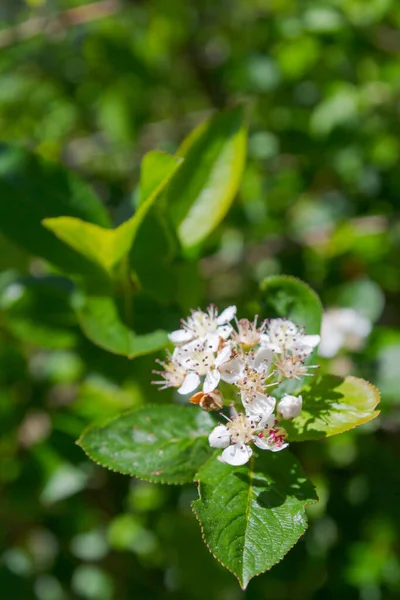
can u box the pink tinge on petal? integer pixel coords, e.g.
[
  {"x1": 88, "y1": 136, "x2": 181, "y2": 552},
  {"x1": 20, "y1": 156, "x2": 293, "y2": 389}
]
[
  {"x1": 269, "y1": 442, "x2": 289, "y2": 453},
  {"x1": 177, "y1": 372, "x2": 200, "y2": 395}
]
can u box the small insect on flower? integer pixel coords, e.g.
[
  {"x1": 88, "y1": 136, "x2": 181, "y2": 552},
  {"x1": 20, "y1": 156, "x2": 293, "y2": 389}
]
[{"x1": 190, "y1": 390, "x2": 224, "y2": 412}]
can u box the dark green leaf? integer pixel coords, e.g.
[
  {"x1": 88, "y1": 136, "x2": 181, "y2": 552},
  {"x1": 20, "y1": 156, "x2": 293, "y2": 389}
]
[
  {"x1": 73, "y1": 294, "x2": 168, "y2": 357},
  {"x1": 193, "y1": 451, "x2": 317, "y2": 589},
  {"x1": 0, "y1": 145, "x2": 110, "y2": 276},
  {"x1": 78, "y1": 405, "x2": 215, "y2": 484},
  {"x1": 260, "y1": 274, "x2": 322, "y2": 334}
]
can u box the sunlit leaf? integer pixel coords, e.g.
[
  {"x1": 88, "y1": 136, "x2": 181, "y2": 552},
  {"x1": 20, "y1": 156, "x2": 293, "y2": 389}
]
[
  {"x1": 285, "y1": 375, "x2": 380, "y2": 441},
  {"x1": 167, "y1": 107, "x2": 247, "y2": 248},
  {"x1": 43, "y1": 151, "x2": 182, "y2": 273}
]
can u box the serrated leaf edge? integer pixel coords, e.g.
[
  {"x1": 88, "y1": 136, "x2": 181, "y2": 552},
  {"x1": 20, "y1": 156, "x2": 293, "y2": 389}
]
[
  {"x1": 289, "y1": 375, "x2": 381, "y2": 442},
  {"x1": 76, "y1": 404, "x2": 214, "y2": 486},
  {"x1": 191, "y1": 452, "x2": 318, "y2": 589}
]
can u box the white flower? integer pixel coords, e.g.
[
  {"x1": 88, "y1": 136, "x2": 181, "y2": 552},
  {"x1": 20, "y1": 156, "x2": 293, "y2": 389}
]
[
  {"x1": 208, "y1": 408, "x2": 288, "y2": 466},
  {"x1": 277, "y1": 394, "x2": 302, "y2": 420},
  {"x1": 253, "y1": 415, "x2": 289, "y2": 452},
  {"x1": 261, "y1": 318, "x2": 320, "y2": 356},
  {"x1": 243, "y1": 393, "x2": 276, "y2": 421},
  {"x1": 175, "y1": 340, "x2": 232, "y2": 393},
  {"x1": 152, "y1": 351, "x2": 200, "y2": 395},
  {"x1": 168, "y1": 305, "x2": 236, "y2": 347},
  {"x1": 318, "y1": 308, "x2": 372, "y2": 358},
  {"x1": 232, "y1": 316, "x2": 266, "y2": 348},
  {"x1": 274, "y1": 353, "x2": 318, "y2": 380},
  {"x1": 219, "y1": 346, "x2": 273, "y2": 384}
]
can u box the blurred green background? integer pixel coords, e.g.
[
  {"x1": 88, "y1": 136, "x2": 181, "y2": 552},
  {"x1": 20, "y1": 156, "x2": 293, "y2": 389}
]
[{"x1": 0, "y1": 0, "x2": 400, "y2": 598}]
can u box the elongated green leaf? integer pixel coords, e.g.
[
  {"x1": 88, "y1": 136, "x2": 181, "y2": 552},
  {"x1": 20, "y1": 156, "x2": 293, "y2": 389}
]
[
  {"x1": 0, "y1": 145, "x2": 110, "y2": 276},
  {"x1": 285, "y1": 375, "x2": 380, "y2": 441},
  {"x1": 73, "y1": 294, "x2": 168, "y2": 357},
  {"x1": 43, "y1": 151, "x2": 182, "y2": 273},
  {"x1": 78, "y1": 405, "x2": 215, "y2": 484},
  {"x1": 167, "y1": 107, "x2": 247, "y2": 248},
  {"x1": 193, "y1": 451, "x2": 317, "y2": 589}
]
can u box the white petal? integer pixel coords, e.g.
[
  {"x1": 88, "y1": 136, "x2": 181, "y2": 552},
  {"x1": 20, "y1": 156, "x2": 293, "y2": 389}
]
[
  {"x1": 252, "y1": 346, "x2": 274, "y2": 369},
  {"x1": 244, "y1": 393, "x2": 276, "y2": 423},
  {"x1": 269, "y1": 442, "x2": 289, "y2": 453},
  {"x1": 208, "y1": 425, "x2": 230, "y2": 448},
  {"x1": 254, "y1": 436, "x2": 270, "y2": 450},
  {"x1": 318, "y1": 328, "x2": 344, "y2": 358},
  {"x1": 168, "y1": 329, "x2": 193, "y2": 345},
  {"x1": 216, "y1": 324, "x2": 233, "y2": 339},
  {"x1": 219, "y1": 358, "x2": 243, "y2": 384},
  {"x1": 203, "y1": 369, "x2": 221, "y2": 393},
  {"x1": 277, "y1": 395, "x2": 302, "y2": 420},
  {"x1": 177, "y1": 372, "x2": 200, "y2": 395},
  {"x1": 302, "y1": 334, "x2": 321, "y2": 349},
  {"x1": 259, "y1": 335, "x2": 282, "y2": 353},
  {"x1": 221, "y1": 443, "x2": 252, "y2": 466},
  {"x1": 254, "y1": 437, "x2": 289, "y2": 452},
  {"x1": 214, "y1": 344, "x2": 232, "y2": 367},
  {"x1": 216, "y1": 305, "x2": 237, "y2": 325},
  {"x1": 204, "y1": 333, "x2": 220, "y2": 351}
]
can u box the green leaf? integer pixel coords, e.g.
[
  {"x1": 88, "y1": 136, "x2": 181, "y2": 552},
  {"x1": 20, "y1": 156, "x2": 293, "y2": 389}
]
[
  {"x1": 260, "y1": 275, "x2": 322, "y2": 334},
  {"x1": 0, "y1": 145, "x2": 110, "y2": 277},
  {"x1": 78, "y1": 405, "x2": 215, "y2": 484},
  {"x1": 43, "y1": 151, "x2": 182, "y2": 273},
  {"x1": 73, "y1": 294, "x2": 168, "y2": 357},
  {"x1": 192, "y1": 451, "x2": 317, "y2": 589},
  {"x1": 285, "y1": 375, "x2": 380, "y2": 441},
  {"x1": 167, "y1": 107, "x2": 247, "y2": 249}
]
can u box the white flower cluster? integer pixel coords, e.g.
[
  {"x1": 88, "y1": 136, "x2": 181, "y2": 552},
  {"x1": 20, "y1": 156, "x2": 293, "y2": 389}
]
[{"x1": 152, "y1": 305, "x2": 320, "y2": 466}]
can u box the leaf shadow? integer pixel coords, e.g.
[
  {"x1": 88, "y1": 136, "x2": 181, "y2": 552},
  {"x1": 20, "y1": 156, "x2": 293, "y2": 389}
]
[
  {"x1": 286, "y1": 374, "x2": 345, "y2": 440},
  {"x1": 233, "y1": 452, "x2": 318, "y2": 509}
]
